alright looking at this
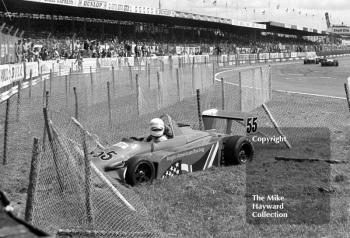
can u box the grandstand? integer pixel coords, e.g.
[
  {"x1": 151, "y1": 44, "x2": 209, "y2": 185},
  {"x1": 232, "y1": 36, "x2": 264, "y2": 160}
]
[{"x1": 0, "y1": 0, "x2": 342, "y2": 63}]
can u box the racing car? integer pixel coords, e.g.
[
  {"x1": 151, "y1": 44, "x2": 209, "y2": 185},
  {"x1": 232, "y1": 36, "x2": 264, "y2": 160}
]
[
  {"x1": 320, "y1": 58, "x2": 339, "y2": 67},
  {"x1": 304, "y1": 56, "x2": 321, "y2": 64},
  {"x1": 91, "y1": 111, "x2": 255, "y2": 186}
]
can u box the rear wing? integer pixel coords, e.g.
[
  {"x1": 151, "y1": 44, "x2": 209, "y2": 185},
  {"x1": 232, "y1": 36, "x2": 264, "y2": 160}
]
[{"x1": 202, "y1": 109, "x2": 257, "y2": 135}]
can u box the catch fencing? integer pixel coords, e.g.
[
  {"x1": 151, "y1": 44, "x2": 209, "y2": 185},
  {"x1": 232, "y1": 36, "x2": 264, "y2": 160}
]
[
  {"x1": 0, "y1": 53, "x2": 349, "y2": 237},
  {"x1": 0, "y1": 55, "x2": 232, "y2": 237}
]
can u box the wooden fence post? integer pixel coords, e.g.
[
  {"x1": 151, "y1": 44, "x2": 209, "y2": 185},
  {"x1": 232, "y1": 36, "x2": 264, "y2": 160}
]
[
  {"x1": 73, "y1": 87, "x2": 78, "y2": 120},
  {"x1": 221, "y1": 78, "x2": 225, "y2": 110},
  {"x1": 65, "y1": 75, "x2": 68, "y2": 106},
  {"x1": 107, "y1": 82, "x2": 112, "y2": 126},
  {"x1": 90, "y1": 66, "x2": 93, "y2": 92},
  {"x1": 196, "y1": 89, "x2": 203, "y2": 130},
  {"x1": 268, "y1": 65, "x2": 272, "y2": 100},
  {"x1": 128, "y1": 65, "x2": 133, "y2": 90},
  {"x1": 135, "y1": 74, "x2": 141, "y2": 116},
  {"x1": 147, "y1": 63, "x2": 151, "y2": 89},
  {"x1": 252, "y1": 68, "x2": 256, "y2": 108},
  {"x1": 191, "y1": 59, "x2": 195, "y2": 94},
  {"x1": 176, "y1": 68, "x2": 181, "y2": 101},
  {"x1": 212, "y1": 62, "x2": 215, "y2": 85},
  {"x1": 42, "y1": 76, "x2": 46, "y2": 107},
  {"x1": 41, "y1": 91, "x2": 50, "y2": 149},
  {"x1": 3, "y1": 99, "x2": 10, "y2": 165},
  {"x1": 157, "y1": 72, "x2": 163, "y2": 109},
  {"x1": 111, "y1": 66, "x2": 115, "y2": 91},
  {"x1": 81, "y1": 131, "x2": 94, "y2": 228},
  {"x1": 43, "y1": 107, "x2": 64, "y2": 192},
  {"x1": 29, "y1": 69, "x2": 32, "y2": 98},
  {"x1": 25, "y1": 138, "x2": 40, "y2": 223},
  {"x1": 239, "y1": 72, "x2": 243, "y2": 112},
  {"x1": 49, "y1": 69, "x2": 52, "y2": 93},
  {"x1": 344, "y1": 81, "x2": 350, "y2": 112},
  {"x1": 16, "y1": 78, "x2": 22, "y2": 122},
  {"x1": 262, "y1": 104, "x2": 292, "y2": 149},
  {"x1": 45, "y1": 91, "x2": 49, "y2": 109}
]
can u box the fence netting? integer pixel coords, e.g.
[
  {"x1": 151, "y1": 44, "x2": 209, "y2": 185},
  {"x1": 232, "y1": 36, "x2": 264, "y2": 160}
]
[
  {"x1": 0, "y1": 59, "x2": 349, "y2": 238},
  {"x1": 31, "y1": 113, "x2": 163, "y2": 238}
]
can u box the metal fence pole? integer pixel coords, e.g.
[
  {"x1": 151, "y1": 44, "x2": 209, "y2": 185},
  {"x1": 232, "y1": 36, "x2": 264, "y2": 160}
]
[
  {"x1": 3, "y1": 99, "x2": 10, "y2": 165},
  {"x1": 25, "y1": 137, "x2": 40, "y2": 223}
]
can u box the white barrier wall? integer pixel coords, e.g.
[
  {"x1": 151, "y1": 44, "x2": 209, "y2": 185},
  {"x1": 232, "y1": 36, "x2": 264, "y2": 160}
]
[{"x1": 0, "y1": 51, "x2": 332, "y2": 102}]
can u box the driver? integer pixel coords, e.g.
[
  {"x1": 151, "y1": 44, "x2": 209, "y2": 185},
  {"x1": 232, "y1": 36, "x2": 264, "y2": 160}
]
[{"x1": 146, "y1": 118, "x2": 168, "y2": 143}]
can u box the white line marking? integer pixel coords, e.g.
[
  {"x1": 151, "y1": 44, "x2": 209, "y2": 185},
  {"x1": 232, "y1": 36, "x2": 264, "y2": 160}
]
[
  {"x1": 214, "y1": 64, "x2": 346, "y2": 100},
  {"x1": 273, "y1": 89, "x2": 346, "y2": 100}
]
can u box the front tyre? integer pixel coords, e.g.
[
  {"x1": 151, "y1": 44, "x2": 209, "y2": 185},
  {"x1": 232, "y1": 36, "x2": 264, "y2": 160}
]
[
  {"x1": 224, "y1": 136, "x2": 254, "y2": 165},
  {"x1": 125, "y1": 157, "x2": 155, "y2": 186}
]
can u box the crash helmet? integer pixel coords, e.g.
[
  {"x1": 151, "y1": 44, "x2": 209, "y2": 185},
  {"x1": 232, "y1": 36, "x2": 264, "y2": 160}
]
[{"x1": 150, "y1": 118, "x2": 165, "y2": 138}]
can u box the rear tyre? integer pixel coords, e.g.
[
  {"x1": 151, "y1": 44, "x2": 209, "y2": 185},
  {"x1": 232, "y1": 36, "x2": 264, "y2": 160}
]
[
  {"x1": 125, "y1": 157, "x2": 155, "y2": 186},
  {"x1": 224, "y1": 136, "x2": 254, "y2": 165},
  {"x1": 335, "y1": 62, "x2": 339, "y2": 66}
]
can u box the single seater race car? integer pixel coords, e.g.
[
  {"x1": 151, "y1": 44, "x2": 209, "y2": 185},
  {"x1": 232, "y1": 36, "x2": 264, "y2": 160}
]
[
  {"x1": 91, "y1": 111, "x2": 255, "y2": 186},
  {"x1": 321, "y1": 58, "x2": 339, "y2": 67},
  {"x1": 304, "y1": 56, "x2": 321, "y2": 64}
]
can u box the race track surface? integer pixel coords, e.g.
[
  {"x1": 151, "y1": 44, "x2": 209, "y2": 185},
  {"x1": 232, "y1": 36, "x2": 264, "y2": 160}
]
[{"x1": 216, "y1": 57, "x2": 350, "y2": 98}]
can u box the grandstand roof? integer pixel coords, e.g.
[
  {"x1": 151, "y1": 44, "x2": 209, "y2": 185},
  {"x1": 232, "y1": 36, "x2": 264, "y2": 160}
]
[
  {"x1": 2, "y1": 0, "x2": 266, "y2": 32},
  {"x1": 259, "y1": 21, "x2": 327, "y2": 36}
]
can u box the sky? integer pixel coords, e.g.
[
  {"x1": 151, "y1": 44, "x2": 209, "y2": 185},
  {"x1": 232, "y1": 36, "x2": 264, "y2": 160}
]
[{"x1": 112, "y1": 0, "x2": 350, "y2": 30}]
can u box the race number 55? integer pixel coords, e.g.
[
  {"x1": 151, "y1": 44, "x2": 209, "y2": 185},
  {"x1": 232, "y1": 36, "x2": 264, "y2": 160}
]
[{"x1": 246, "y1": 117, "x2": 258, "y2": 134}]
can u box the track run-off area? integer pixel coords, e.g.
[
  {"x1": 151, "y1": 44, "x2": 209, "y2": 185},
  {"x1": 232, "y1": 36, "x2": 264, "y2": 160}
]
[{"x1": 215, "y1": 57, "x2": 350, "y2": 99}]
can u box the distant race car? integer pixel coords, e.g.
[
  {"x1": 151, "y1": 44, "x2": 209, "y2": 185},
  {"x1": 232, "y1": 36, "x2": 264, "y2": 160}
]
[
  {"x1": 303, "y1": 56, "x2": 320, "y2": 64},
  {"x1": 91, "y1": 111, "x2": 255, "y2": 186},
  {"x1": 321, "y1": 58, "x2": 339, "y2": 67}
]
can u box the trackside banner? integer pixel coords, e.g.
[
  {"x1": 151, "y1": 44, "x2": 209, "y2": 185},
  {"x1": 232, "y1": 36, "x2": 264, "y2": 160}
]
[
  {"x1": 8, "y1": 63, "x2": 24, "y2": 83},
  {"x1": 0, "y1": 64, "x2": 10, "y2": 88},
  {"x1": 26, "y1": 62, "x2": 39, "y2": 79},
  {"x1": 291, "y1": 52, "x2": 298, "y2": 58},
  {"x1": 0, "y1": 51, "x2": 334, "y2": 102}
]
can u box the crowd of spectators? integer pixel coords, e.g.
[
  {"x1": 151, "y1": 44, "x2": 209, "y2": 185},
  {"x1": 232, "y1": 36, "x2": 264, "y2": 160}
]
[{"x1": 12, "y1": 28, "x2": 343, "y2": 63}]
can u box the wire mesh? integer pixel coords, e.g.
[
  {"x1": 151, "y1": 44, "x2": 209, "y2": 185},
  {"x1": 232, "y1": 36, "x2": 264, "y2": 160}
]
[{"x1": 0, "y1": 56, "x2": 349, "y2": 238}]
